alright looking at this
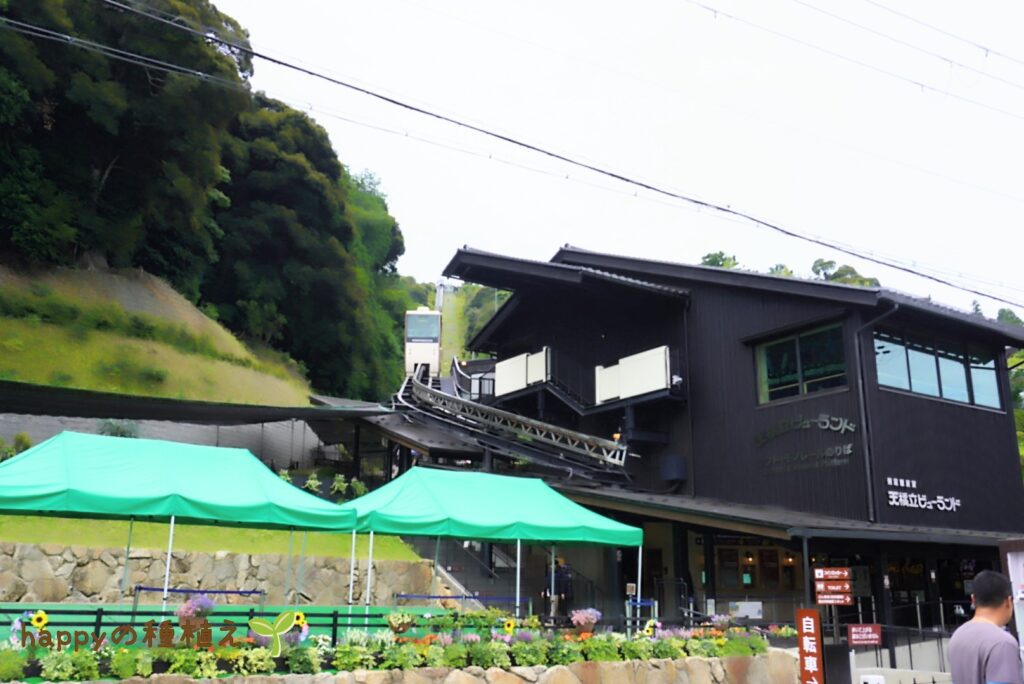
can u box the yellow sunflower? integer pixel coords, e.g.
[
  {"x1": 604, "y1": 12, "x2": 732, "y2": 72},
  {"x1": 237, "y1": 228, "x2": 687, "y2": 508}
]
[
  {"x1": 294, "y1": 612, "x2": 307, "y2": 627},
  {"x1": 31, "y1": 610, "x2": 48, "y2": 630},
  {"x1": 503, "y1": 619, "x2": 516, "y2": 635}
]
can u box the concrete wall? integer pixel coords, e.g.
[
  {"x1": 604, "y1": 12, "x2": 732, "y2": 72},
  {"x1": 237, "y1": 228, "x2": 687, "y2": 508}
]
[
  {"x1": 0, "y1": 543, "x2": 439, "y2": 606},
  {"x1": 84, "y1": 650, "x2": 799, "y2": 684}
]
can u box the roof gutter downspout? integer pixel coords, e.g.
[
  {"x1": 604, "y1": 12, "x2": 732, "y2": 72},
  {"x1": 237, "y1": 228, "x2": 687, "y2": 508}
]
[{"x1": 854, "y1": 301, "x2": 899, "y2": 523}]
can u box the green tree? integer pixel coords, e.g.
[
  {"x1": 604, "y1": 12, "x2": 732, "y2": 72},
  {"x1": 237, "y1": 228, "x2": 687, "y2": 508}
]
[
  {"x1": 0, "y1": 0, "x2": 252, "y2": 298},
  {"x1": 998, "y1": 308, "x2": 1024, "y2": 327},
  {"x1": 768, "y1": 264, "x2": 794, "y2": 277},
  {"x1": 700, "y1": 251, "x2": 739, "y2": 269},
  {"x1": 810, "y1": 259, "x2": 880, "y2": 287}
]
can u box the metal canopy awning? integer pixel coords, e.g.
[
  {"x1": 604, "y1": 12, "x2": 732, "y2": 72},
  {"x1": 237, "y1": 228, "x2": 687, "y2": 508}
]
[
  {"x1": 359, "y1": 414, "x2": 483, "y2": 456},
  {"x1": 0, "y1": 380, "x2": 390, "y2": 425},
  {"x1": 558, "y1": 485, "x2": 1020, "y2": 547}
]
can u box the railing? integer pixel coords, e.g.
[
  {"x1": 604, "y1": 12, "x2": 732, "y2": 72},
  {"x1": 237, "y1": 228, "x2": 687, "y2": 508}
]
[
  {"x1": 451, "y1": 357, "x2": 496, "y2": 402},
  {"x1": 409, "y1": 366, "x2": 629, "y2": 467},
  {"x1": 0, "y1": 605, "x2": 401, "y2": 646}
]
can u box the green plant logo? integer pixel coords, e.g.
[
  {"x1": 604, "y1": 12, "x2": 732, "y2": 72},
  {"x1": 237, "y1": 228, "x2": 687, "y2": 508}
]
[{"x1": 247, "y1": 611, "x2": 296, "y2": 657}]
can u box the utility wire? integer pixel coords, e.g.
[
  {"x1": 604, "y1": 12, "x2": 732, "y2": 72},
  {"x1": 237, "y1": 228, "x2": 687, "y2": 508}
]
[
  {"x1": 13, "y1": 8, "x2": 1024, "y2": 310},
  {"x1": 787, "y1": 0, "x2": 1024, "y2": 94},
  {"x1": 857, "y1": 0, "x2": 1024, "y2": 68},
  {"x1": 681, "y1": 0, "x2": 1024, "y2": 124}
]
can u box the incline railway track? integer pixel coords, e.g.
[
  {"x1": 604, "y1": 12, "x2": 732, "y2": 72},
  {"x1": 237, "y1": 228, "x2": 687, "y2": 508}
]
[{"x1": 394, "y1": 365, "x2": 633, "y2": 484}]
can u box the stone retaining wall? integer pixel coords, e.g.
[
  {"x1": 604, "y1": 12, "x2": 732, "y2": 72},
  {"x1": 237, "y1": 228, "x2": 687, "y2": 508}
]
[
  {"x1": 0, "y1": 543, "x2": 440, "y2": 605},
  {"x1": 73, "y1": 652, "x2": 799, "y2": 684}
]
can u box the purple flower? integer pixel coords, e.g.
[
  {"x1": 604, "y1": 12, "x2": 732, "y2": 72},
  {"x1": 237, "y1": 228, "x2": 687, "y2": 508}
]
[
  {"x1": 491, "y1": 632, "x2": 512, "y2": 644},
  {"x1": 462, "y1": 633, "x2": 481, "y2": 644},
  {"x1": 515, "y1": 631, "x2": 535, "y2": 643},
  {"x1": 437, "y1": 634, "x2": 454, "y2": 647}
]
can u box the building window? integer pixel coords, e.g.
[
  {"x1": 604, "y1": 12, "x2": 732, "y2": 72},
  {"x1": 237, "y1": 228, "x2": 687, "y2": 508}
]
[
  {"x1": 873, "y1": 329, "x2": 1002, "y2": 409},
  {"x1": 756, "y1": 324, "x2": 847, "y2": 404}
]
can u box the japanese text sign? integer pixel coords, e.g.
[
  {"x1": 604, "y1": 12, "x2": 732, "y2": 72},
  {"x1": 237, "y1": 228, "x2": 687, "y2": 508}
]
[
  {"x1": 797, "y1": 608, "x2": 824, "y2": 684},
  {"x1": 847, "y1": 624, "x2": 882, "y2": 647}
]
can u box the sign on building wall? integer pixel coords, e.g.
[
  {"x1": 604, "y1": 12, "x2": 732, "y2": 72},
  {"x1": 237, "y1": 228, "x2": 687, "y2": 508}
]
[
  {"x1": 797, "y1": 608, "x2": 824, "y2": 684},
  {"x1": 757, "y1": 414, "x2": 857, "y2": 473},
  {"x1": 884, "y1": 477, "x2": 961, "y2": 512},
  {"x1": 847, "y1": 624, "x2": 882, "y2": 647},
  {"x1": 814, "y1": 567, "x2": 853, "y2": 606}
]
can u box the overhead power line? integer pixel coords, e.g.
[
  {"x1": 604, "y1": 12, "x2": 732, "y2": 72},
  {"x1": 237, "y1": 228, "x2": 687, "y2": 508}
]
[
  {"x1": 680, "y1": 0, "x2": 1024, "y2": 124},
  {"x1": 857, "y1": 0, "x2": 1024, "y2": 68},
  {"x1": 788, "y1": 0, "x2": 1024, "y2": 94},
  {"x1": 10, "y1": 8, "x2": 1024, "y2": 311}
]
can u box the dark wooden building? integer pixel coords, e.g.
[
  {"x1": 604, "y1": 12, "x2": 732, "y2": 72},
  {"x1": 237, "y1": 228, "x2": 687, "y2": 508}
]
[{"x1": 439, "y1": 245, "x2": 1024, "y2": 627}]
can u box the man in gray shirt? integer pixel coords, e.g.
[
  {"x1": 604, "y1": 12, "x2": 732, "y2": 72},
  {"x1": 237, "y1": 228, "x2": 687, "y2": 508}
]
[{"x1": 950, "y1": 570, "x2": 1022, "y2": 684}]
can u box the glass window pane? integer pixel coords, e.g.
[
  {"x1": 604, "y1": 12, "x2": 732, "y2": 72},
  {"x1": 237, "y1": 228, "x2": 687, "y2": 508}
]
[
  {"x1": 799, "y1": 326, "x2": 847, "y2": 394},
  {"x1": 874, "y1": 330, "x2": 910, "y2": 390},
  {"x1": 936, "y1": 341, "x2": 969, "y2": 403},
  {"x1": 405, "y1": 313, "x2": 440, "y2": 342},
  {"x1": 907, "y1": 335, "x2": 940, "y2": 397},
  {"x1": 969, "y1": 347, "x2": 1001, "y2": 408},
  {"x1": 758, "y1": 337, "x2": 799, "y2": 403}
]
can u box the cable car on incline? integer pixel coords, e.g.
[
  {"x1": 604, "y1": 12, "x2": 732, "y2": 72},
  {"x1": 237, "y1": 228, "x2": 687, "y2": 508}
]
[{"x1": 404, "y1": 306, "x2": 442, "y2": 378}]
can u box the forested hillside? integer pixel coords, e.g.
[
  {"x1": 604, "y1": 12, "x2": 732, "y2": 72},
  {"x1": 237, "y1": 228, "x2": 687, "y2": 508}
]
[{"x1": 0, "y1": 0, "x2": 424, "y2": 400}]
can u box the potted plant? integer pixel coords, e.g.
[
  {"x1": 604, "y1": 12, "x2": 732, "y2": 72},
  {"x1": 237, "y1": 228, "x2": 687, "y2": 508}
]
[
  {"x1": 176, "y1": 593, "x2": 215, "y2": 632},
  {"x1": 763, "y1": 624, "x2": 798, "y2": 648},
  {"x1": 386, "y1": 611, "x2": 417, "y2": 634},
  {"x1": 570, "y1": 608, "x2": 602, "y2": 634}
]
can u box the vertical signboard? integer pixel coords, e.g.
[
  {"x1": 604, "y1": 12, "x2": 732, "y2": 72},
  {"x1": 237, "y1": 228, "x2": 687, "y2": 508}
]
[{"x1": 797, "y1": 608, "x2": 824, "y2": 684}]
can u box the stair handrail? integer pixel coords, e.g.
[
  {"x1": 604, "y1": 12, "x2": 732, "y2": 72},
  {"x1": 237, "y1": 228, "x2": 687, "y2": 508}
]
[{"x1": 409, "y1": 366, "x2": 629, "y2": 467}]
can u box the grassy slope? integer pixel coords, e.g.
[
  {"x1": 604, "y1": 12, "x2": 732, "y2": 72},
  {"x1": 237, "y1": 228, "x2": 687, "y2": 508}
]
[
  {"x1": 0, "y1": 265, "x2": 311, "y2": 405},
  {"x1": 0, "y1": 318, "x2": 309, "y2": 405},
  {"x1": 0, "y1": 515, "x2": 416, "y2": 560},
  {"x1": 439, "y1": 287, "x2": 465, "y2": 376}
]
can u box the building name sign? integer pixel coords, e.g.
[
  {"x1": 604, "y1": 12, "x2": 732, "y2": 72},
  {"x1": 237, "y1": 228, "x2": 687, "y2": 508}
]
[
  {"x1": 756, "y1": 414, "x2": 856, "y2": 447},
  {"x1": 885, "y1": 477, "x2": 961, "y2": 512},
  {"x1": 763, "y1": 443, "x2": 853, "y2": 473}
]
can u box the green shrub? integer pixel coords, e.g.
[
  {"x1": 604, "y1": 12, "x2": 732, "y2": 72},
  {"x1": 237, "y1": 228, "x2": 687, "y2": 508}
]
[
  {"x1": 70, "y1": 649, "x2": 100, "y2": 681},
  {"x1": 427, "y1": 611, "x2": 459, "y2": 632},
  {"x1": 582, "y1": 635, "x2": 621, "y2": 662},
  {"x1": 196, "y1": 651, "x2": 220, "y2": 678},
  {"x1": 468, "y1": 640, "x2": 511, "y2": 669},
  {"x1": 547, "y1": 639, "x2": 583, "y2": 665},
  {"x1": 462, "y1": 607, "x2": 509, "y2": 631},
  {"x1": 441, "y1": 643, "x2": 468, "y2": 668},
  {"x1": 41, "y1": 650, "x2": 74, "y2": 681},
  {"x1": 0, "y1": 649, "x2": 26, "y2": 681},
  {"x1": 380, "y1": 643, "x2": 423, "y2": 670},
  {"x1": 349, "y1": 479, "x2": 368, "y2": 498},
  {"x1": 303, "y1": 472, "x2": 322, "y2": 493},
  {"x1": 333, "y1": 644, "x2": 376, "y2": 671},
  {"x1": 621, "y1": 638, "x2": 653, "y2": 661},
  {"x1": 287, "y1": 646, "x2": 321, "y2": 674},
  {"x1": 652, "y1": 639, "x2": 683, "y2": 659},
  {"x1": 685, "y1": 638, "x2": 721, "y2": 658},
  {"x1": 423, "y1": 644, "x2": 445, "y2": 668},
  {"x1": 136, "y1": 650, "x2": 153, "y2": 678},
  {"x1": 234, "y1": 648, "x2": 275, "y2": 676},
  {"x1": 110, "y1": 649, "x2": 137, "y2": 679},
  {"x1": 749, "y1": 636, "x2": 768, "y2": 655},
  {"x1": 511, "y1": 640, "x2": 549, "y2": 667},
  {"x1": 168, "y1": 649, "x2": 200, "y2": 676},
  {"x1": 12, "y1": 432, "x2": 31, "y2": 453}
]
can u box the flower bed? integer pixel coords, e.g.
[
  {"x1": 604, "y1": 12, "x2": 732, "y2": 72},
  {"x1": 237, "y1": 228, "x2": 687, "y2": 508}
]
[{"x1": 0, "y1": 607, "x2": 786, "y2": 682}]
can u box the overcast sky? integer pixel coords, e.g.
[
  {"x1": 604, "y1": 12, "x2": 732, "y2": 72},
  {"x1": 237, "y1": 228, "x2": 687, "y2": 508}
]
[{"x1": 213, "y1": 0, "x2": 1024, "y2": 317}]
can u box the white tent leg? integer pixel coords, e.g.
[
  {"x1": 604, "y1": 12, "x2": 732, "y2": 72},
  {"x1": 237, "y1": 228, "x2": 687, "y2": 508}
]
[
  {"x1": 549, "y1": 545, "x2": 556, "y2": 617},
  {"x1": 347, "y1": 530, "x2": 357, "y2": 605},
  {"x1": 365, "y1": 531, "x2": 375, "y2": 606},
  {"x1": 515, "y1": 539, "x2": 522, "y2": 618},
  {"x1": 161, "y1": 515, "x2": 176, "y2": 613},
  {"x1": 636, "y1": 545, "x2": 643, "y2": 622}
]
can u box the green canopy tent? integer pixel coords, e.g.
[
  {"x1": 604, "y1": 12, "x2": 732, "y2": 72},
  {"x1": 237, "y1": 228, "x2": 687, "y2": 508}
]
[
  {"x1": 0, "y1": 431, "x2": 355, "y2": 609},
  {"x1": 339, "y1": 467, "x2": 643, "y2": 616}
]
